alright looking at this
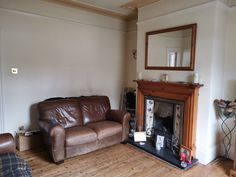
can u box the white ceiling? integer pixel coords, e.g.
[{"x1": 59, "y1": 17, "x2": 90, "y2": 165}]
[{"x1": 72, "y1": 0, "x2": 134, "y2": 15}]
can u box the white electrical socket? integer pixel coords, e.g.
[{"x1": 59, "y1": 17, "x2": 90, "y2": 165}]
[
  {"x1": 11, "y1": 68, "x2": 18, "y2": 74},
  {"x1": 19, "y1": 126, "x2": 25, "y2": 131}
]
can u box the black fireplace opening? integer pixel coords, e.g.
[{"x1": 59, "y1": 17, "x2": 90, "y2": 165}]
[
  {"x1": 153, "y1": 102, "x2": 175, "y2": 151},
  {"x1": 144, "y1": 96, "x2": 184, "y2": 153}
]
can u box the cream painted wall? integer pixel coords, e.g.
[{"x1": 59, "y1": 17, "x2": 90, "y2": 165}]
[
  {"x1": 137, "y1": 1, "x2": 228, "y2": 164},
  {"x1": 0, "y1": 0, "x2": 127, "y2": 134},
  {"x1": 0, "y1": 29, "x2": 4, "y2": 133},
  {"x1": 207, "y1": 1, "x2": 228, "y2": 160},
  {"x1": 223, "y1": 7, "x2": 236, "y2": 158},
  {"x1": 0, "y1": 0, "x2": 126, "y2": 31},
  {"x1": 125, "y1": 20, "x2": 137, "y2": 88},
  {"x1": 224, "y1": 7, "x2": 236, "y2": 99}
]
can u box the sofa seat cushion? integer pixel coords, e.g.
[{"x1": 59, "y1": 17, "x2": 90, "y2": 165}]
[
  {"x1": 65, "y1": 127, "x2": 97, "y2": 146},
  {"x1": 86, "y1": 121, "x2": 122, "y2": 140}
]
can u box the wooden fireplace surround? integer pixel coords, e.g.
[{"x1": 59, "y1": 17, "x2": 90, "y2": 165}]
[{"x1": 136, "y1": 80, "x2": 203, "y2": 157}]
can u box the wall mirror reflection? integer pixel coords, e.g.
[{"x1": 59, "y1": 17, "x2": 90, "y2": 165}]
[{"x1": 145, "y1": 24, "x2": 197, "y2": 70}]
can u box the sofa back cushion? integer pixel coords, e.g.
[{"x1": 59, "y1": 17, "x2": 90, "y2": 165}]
[
  {"x1": 38, "y1": 98, "x2": 83, "y2": 128},
  {"x1": 78, "y1": 96, "x2": 110, "y2": 125}
]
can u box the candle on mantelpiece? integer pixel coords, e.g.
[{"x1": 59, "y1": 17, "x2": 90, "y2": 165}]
[{"x1": 138, "y1": 72, "x2": 142, "y2": 80}]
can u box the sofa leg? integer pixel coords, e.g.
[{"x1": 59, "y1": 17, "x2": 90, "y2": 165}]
[{"x1": 55, "y1": 160, "x2": 64, "y2": 165}]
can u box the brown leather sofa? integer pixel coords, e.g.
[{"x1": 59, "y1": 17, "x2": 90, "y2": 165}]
[
  {"x1": 38, "y1": 96, "x2": 131, "y2": 164},
  {"x1": 0, "y1": 133, "x2": 15, "y2": 154}
]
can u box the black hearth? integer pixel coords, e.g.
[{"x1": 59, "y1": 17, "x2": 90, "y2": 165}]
[
  {"x1": 128, "y1": 138, "x2": 198, "y2": 170},
  {"x1": 129, "y1": 96, "x2": 198, "y2": 169}
]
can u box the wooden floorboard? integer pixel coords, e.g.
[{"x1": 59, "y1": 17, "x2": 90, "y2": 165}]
[{"x1": 17, "y1": 144, "x2": 233, "y2": 177}]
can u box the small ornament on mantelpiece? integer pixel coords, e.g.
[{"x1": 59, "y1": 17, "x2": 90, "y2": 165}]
[
  {"x1": 161, "y1": 74, "x2": 169, "y2": 82},
  {"x1": 137, "y1": 72, "x2": 142, "y2": 80},
  {"x1": 192, "y1": 72, "x2": 199, "y2": 84}
]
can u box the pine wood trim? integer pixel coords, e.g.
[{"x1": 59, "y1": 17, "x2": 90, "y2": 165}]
[{"x1": 136, "y1": 80, "x2": 203, "y2": 157}]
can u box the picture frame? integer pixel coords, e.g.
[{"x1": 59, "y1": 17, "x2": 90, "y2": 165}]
[
  {"x1": 134, "y1": 131, "x2": 147, "y2": 142},
  {"x1": 156, "y1": 135, "x2": 165, "y2": 150},
  {"x1": 179, "y1": 145, "x2": 192, "y2": 163}
]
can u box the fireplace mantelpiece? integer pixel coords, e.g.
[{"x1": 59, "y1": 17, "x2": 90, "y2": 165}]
[{"x1": 136, "y1": 80, "x2": 203, "y2": 157}]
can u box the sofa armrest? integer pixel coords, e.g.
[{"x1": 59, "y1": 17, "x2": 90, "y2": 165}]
[
  {"x1": 0, "y1": 133, "x2": 15, "y2": 154},
  {"x1": 106, "y1": 110, "x2": 131, "y2": 142},
  {"x1": 39, "y1": 120, "x2": 65, "y2": 163}
]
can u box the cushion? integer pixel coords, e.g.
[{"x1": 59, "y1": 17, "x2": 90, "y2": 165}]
[
  {"x1": 78, "y1": 96, "x2": 110, "y2": 125},
  {"x1": 65, "y1": 127, "x2": 97, "y2": 146},
  {"x1": 0, "y1": 153, "x2": 32, "y2": 177},
  {"x1": 86, "y1": 121, "x2": 122, "y2": 140},
  {"x1": 38, "y1": 98, "x2": 83, "y2": 128}
]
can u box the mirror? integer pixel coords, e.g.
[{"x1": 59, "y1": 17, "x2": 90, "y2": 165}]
[{"x1": 145, "y1": 24, "x2": 197, "y2": 70}]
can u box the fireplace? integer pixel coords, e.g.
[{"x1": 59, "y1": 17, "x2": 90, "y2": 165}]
[
  {"x1": 129, "y1": 80, "x2": 203, "y2": 169},
  {"x1": 144, "y1": 96, "x2": 184, "y2": 152}
]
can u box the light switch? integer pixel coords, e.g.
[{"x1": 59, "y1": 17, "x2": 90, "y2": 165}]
[{"x1": 11, "y1": 68, "x2": 18, "y2": 74}]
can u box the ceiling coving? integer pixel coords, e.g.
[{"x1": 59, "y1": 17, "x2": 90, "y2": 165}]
[
  {"x1": 43, "y1": 0, "x2": 236, "y2": 21},
  {"x1": 44, "y1": 0, "x2": 160, "y2": 20}
]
